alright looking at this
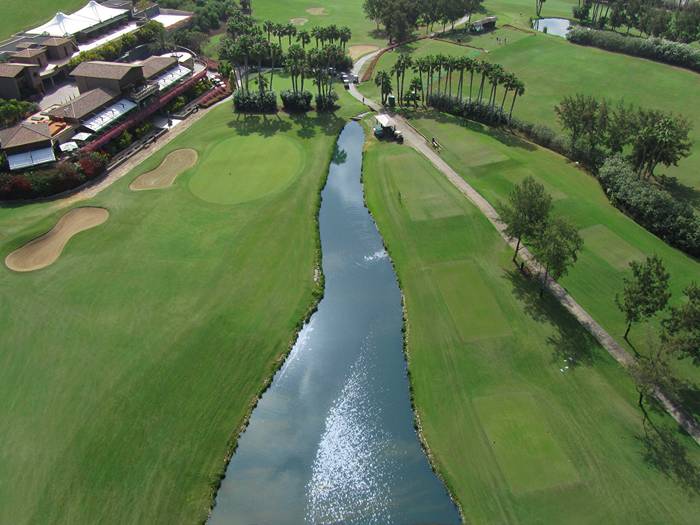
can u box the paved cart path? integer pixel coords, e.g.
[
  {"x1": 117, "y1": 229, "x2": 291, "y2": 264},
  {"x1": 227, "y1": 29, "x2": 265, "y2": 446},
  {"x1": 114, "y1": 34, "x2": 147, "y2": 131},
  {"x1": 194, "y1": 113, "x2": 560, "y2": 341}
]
[{"x1": 349, "y1": 51, "x2": 700, "y2": 445}]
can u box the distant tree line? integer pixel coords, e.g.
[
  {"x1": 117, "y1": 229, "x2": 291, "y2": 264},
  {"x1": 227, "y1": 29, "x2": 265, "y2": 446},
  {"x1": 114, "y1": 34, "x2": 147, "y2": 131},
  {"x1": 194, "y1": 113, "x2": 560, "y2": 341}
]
[
  {"x1": 567, "y1": 26, "x2": 700, "y2": 72},
  {"x1": 363, "y1": 0, "x2": 484, "y2": 42},
  {"x1": 572, "y1": 0, "x2": 700, "y2": 43}
]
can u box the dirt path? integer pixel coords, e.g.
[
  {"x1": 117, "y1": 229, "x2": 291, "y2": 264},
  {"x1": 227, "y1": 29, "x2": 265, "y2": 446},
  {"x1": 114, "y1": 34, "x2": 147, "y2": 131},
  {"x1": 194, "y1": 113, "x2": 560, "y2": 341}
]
[{"x1": 348, "y1": 53, "x2": 700, "y2": 445}]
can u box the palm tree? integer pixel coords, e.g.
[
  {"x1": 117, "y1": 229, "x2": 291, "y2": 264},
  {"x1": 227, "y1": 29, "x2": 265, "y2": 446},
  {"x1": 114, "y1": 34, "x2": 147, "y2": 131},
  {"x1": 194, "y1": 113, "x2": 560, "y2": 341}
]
[
  {"x1": 296, "y1": 30, "x2": 310, "y2": 49},
  {"x1": 407, "y1": 77, "x2": 422, "y2": 107},
  {"x1": 263, "y1": 20, "x2": 275, "y2": 42},
  {"x1": 286, "y1": 23, "x2": 297, "y2": 46},
  {"x1": 477, "y1": 61, "x2": 492, "y2": 104},
  {"x1": 339, "y1": 26, "x2": 352, "y2": 50},
  {"x1": 488, "y1": 64, "x2": 505, "y2": 109},
  {"x1": 499, "y1": 72, "x2": 516, "y2": 112},
  {"x1": 269, "y1": 42, "x2": 282, "y2": 89},
  {"x1": 413, "y1": 57, "x2": 430, "y2": 106},
  {"x1": 273, "y1": 23, "x2": 285, "y2": 47},
  {"x1": 434, "y1": 54, "x2": 446, "y2": 96},
  {"x1": 311, "y1": 26, "x2": 323, "y2": 48},
  {"x1": 468, "y1": 58, "x2": 479, "y2": 101},
  {"x1": 375, "y1": 70, "x2": 392, "y2": 105},
  {"x1": 508, "y1": 79, "x2": 525, "y2": 122}
]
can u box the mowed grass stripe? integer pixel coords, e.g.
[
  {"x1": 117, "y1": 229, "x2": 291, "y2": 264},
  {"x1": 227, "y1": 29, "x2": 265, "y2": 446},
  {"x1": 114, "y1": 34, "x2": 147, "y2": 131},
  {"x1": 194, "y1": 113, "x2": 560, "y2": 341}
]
[
  {"x1": 409, "y1": 112, "x2": 700, "y2": 385},
  {"x1": 363, "y1": 135, "x2": 700, "y2": 523}
]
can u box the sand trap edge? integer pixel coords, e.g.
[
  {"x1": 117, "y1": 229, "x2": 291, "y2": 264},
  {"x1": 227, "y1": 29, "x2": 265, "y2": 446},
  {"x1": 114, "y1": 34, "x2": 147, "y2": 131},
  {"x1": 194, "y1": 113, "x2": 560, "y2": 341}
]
[
  {"x1": 5, "y1": 207, "x2": 110, "y2": 273},
  {"x1": 130, "y1": 148, "x2": 199, "y2": 191}
]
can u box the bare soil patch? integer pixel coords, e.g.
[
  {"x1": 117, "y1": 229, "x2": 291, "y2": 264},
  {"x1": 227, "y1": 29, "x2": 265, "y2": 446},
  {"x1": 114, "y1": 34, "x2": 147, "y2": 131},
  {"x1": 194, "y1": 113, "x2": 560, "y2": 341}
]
[
  {"x1": 130, "y1": 149, "x2": 198, "y2": 191},
  {"x1": 290, "y1": 17, "x2": 308, "y2": 25},
  {"x1": 6, "y1": 207, "x2": 109, "y2": 272},
  {"x1": 305, "y1": 7, "x2": 327, "y2": 15},
  {"x1": 349, "y1": 45, "x2": 379, "y2": 60}
]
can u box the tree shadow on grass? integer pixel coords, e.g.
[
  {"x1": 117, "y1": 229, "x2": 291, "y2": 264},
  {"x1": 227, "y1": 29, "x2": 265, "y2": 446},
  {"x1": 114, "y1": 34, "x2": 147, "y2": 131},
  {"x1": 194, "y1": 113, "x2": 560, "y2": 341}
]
[
  {"x1": 228, "y1": 111, "x2": 346, "y2": 139},
  {"x1": 420, "y1": 110, "x2": 537, "y2": 151},
  {"x1": 504, "y1": 268, "x2": 598, "y2": 368},
  {"x1": 658, "y1": 175, "x2": 700, "y2": 208},
  {"x1": 228, "y1": 113, "x2": 292, "y2": 137},
  {"x1": 637, "y1": 425, "x2": 700, "y2": 497},
  {"x1": 671, "y1": 380, "x2": 700, "y2": 423}
]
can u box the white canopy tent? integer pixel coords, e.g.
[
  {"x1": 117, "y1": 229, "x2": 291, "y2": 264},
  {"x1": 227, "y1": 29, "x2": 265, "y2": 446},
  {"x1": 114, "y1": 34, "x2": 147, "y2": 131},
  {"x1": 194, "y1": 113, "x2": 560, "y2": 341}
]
[
  {"x1": 7, "y1": 147, "x2": 56, "y2": 171},
  {"x1": 27, "y1": 1, "x2": 128, "y2": 37},
  {"x1": 82, "y1": 98, "x2": 137, "y2": 132}
]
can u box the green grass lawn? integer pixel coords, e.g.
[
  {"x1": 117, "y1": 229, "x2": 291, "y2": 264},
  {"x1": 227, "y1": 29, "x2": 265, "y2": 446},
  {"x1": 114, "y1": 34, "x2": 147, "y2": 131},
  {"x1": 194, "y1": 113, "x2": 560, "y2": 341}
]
[
  {"x1": 252, "y1": 0, "x2": 384, "y2": 46},
  {"x1": 202, "y1": 32, "x2": 224, "y2": 60},
  {"x1": 0, "y1": 0, "x2": 84, "y2": 41},
  {"x1": 360, "y1": 33, "x2": 700, "y2": 199},
  {"x1": 0, "y1": 91, "x2": 364, "y2": 523},
  {"x1": 484, "y1": 0, "x2": 578, "y2": 26},
  {"x1": 484, "y1": 35, "x2": 700, "y2": 199},
  {"x1": 406, "y1": 111, "x2": 700, "y2": 387},
  {"x1": 362, "y1": 133, "x2": 700, "y2": 523}
]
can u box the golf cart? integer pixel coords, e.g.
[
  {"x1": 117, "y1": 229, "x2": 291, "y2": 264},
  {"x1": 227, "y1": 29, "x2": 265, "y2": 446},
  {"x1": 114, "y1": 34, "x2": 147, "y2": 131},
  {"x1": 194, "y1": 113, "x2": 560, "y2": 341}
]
[{"x1": 373, "y1": 114, "x2": 404, "y2": 143}]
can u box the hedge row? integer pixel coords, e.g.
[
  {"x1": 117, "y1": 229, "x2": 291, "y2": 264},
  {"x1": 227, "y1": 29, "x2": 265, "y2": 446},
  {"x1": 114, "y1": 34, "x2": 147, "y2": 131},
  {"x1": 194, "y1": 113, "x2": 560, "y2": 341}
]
[{"x1": 567, "y1": 27, "x2": 700, "y2": 72}]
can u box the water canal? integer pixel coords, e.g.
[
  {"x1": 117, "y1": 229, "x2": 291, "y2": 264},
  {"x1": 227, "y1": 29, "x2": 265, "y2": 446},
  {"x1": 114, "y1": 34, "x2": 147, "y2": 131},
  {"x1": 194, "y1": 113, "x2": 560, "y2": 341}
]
[{"x1": 209, "y1": 122, "x2": 461, "y2": 524}]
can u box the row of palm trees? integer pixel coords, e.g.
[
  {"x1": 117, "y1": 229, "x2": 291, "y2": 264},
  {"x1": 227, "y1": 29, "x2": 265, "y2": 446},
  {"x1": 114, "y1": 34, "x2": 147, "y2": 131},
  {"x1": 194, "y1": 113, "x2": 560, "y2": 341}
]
[
  {"x1": 261, "y1": 21, "x2": 352, "y2": 50},
  {"x1": 284, "y1": 44, "x2": 346, "y2": 98},
  {"x1": 376, "y1": 54, "x2": 526, "y2": 120}
]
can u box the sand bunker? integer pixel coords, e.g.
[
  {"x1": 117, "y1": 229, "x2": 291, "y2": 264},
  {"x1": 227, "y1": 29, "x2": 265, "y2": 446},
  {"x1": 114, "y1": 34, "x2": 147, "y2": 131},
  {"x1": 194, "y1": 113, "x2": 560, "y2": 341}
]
[
  {"x1": 291, "y1": 17, "x2": 308, "y2": 25},
  {"x1": 5, "y1": 207, "x2": 109, "y2": 272},
  {"x1": 349, "y1": 45, "x2": 379, "y2": 60},
  {"x1": 306, "y1": 7, "x2": 327, "y2": 15},
  {"x1": 130, "y1": 149, "x2": 198, "y2": 191}
]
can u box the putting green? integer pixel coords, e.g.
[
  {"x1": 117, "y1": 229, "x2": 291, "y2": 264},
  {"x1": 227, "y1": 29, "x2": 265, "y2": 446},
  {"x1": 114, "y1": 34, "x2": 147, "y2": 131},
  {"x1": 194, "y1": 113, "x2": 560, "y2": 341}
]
[
  {"x1": 188, "y1": 134, "x2": 304, "y2": 205},
  {"x1": 474, "y1": 393, "x2": 580, "y2": 494}
]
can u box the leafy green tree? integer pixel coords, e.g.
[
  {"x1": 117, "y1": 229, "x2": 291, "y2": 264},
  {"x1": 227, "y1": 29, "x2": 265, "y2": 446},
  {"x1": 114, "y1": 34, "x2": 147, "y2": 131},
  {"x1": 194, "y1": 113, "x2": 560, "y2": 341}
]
[
  {"x1": 616, "y1": 254, "x2": 671, "y2": 339},
  {"x1": 631, "y1": 342, "x2": 675, "y2": 435},
  {"x1": 499, "y1": 176, "x2": 553, "y2": 262},
  {"x1": 630, "y1": 109, "x2": 692, "y2": 178},
  {"x1": 532, "y1": 216, "x2": 583, "y2": 297},
  {"x1": 662, "y1": 282, "x2": 700, "y2": 364}
]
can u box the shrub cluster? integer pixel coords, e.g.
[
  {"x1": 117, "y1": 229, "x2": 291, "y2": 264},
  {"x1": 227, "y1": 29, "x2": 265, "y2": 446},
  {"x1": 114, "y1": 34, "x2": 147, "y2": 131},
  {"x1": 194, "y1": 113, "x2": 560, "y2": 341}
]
[
  {"x1": 567, "y1": 27, "x2": 700, "y2": 72},
  {"x1": 315, "y1": 91, "x2": 339, "y2": 112},
  {"x1": 598, "y1": 155, "x2": 700, "y2": 256},
  {"x1": 0, "y1": 152, "x2": 109, "y2": 200},
  {"x1": 280, "y1": 90, "x2": 313, "y2": 112},
  {"x1": 233, "y1": 90, "x2": 277, "y2": 113},
  {"x1": 427, "y1": 94, "x2": 509, "y2": 126}
]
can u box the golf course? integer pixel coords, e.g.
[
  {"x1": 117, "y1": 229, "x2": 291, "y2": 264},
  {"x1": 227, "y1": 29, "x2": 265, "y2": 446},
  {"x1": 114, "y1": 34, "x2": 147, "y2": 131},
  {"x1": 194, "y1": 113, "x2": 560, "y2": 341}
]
[{"x1": 2, "y1": 0, "x2": 700, "y2": 522}]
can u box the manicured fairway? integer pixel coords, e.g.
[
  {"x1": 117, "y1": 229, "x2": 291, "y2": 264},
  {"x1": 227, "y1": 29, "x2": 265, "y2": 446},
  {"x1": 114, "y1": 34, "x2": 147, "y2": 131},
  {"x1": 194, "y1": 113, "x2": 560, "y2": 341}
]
[
  {"x1": 252, "y1": 0, "x2": 383, "y2": 46},
  {"x1": 362, "y1": 134, "x2": 700, "y2": 523},
  {"x1": 0, "y1": 0, "x2": 84, "y2": 40},
  {"x1": 484, "y1": 34, "x2": 700, "y2": 195},
  {"x1": 407, "y1": 111, "x2": 700, "y2": 386},
  {"x1": 0, "y1": 91, "x2": 364, "y2": 523}
]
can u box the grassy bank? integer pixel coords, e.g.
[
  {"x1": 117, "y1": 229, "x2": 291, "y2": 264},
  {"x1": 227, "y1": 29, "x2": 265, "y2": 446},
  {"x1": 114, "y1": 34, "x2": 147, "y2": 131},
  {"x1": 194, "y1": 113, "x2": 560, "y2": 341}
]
[
  {"x1": 406, "y1": 111, "x2": 700, "y2": 386},
  {"x1": 0, "y1": 92, "x2": 364, "y2": 523},
  {"x1": 362, "y1": 132, "x2": 700, "y2": 523}
]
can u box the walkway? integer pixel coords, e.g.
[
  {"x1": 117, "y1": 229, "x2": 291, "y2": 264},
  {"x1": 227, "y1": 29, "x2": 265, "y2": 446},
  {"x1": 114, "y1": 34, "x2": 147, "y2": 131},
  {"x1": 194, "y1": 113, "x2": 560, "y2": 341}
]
[{"x1": 348, "y1": 52, "x2": 700, "y2": 445}]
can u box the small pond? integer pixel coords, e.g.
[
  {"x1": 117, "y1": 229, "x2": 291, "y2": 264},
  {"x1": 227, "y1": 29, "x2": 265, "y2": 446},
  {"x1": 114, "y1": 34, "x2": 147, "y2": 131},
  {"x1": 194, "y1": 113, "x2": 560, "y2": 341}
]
[
  {"x1": 533, "y1": 17, "x2": 572, "y2": 37},
  {"x1": 208, "y1": 121, "x2": 461, "y2": 524}
]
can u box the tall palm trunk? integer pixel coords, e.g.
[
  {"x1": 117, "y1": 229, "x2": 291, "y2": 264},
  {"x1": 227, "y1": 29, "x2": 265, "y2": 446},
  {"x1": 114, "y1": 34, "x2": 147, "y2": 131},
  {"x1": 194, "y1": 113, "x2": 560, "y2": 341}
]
[{"x1": 508, "y1": 91, "x2": 518, "y2": 121}]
